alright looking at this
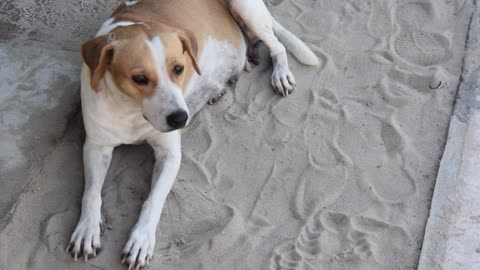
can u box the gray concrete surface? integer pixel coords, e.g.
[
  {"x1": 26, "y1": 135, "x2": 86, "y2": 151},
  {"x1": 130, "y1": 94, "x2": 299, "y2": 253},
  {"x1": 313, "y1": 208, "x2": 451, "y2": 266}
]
[
  {"x1": 0, "y1": 0, "x2": 118, "y2": 51},
  {"x1": 419, "y1": 0, "x2": 480, "y2": 268},
  {"x1": 0, "y1": 0, "x2": 119, "y2": 231},
  {"x1": 0, "y1": 44, "x2": 81, "y2": 231}
]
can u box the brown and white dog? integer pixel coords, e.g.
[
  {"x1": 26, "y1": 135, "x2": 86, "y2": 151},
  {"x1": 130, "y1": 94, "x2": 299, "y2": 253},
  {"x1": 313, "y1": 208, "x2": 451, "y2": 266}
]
[{"x1": 67, "y1": 0, "x2": 318, "y2": 268}]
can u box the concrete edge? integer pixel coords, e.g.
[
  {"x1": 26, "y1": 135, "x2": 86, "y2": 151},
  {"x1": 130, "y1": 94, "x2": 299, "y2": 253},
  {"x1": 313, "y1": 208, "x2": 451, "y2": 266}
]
[{"x1": 418, "y1": 0, "x2": 480, "y2": 269}]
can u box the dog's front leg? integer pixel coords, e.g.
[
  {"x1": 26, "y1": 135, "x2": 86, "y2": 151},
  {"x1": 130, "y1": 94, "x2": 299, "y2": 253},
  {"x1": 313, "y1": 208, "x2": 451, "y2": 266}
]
[
  {"x1": 67, "y1": 141, "x2": 114, "y2": 261},
  {"x1": 122, "y1": 130, "x2": 181, "y2": 269}
]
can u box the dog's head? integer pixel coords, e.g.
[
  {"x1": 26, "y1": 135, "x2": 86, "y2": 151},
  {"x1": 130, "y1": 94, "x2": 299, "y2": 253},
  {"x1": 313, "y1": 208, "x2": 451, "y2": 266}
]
[{"x1": 82, "y1": 23, "x2": 201, "y2": 132}]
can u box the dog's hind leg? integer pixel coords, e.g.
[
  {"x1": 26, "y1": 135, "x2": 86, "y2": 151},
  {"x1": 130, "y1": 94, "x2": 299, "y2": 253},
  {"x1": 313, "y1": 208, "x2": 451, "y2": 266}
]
[
  {"x1": 244, "y1": 39, "x2": 262, "y2": 72},
  {"x1": 247, "y1": 39, "x2": 262, "y2": 67},
  {"x1": 228, "y1": 0, "x2": 296, "y2": 96}
]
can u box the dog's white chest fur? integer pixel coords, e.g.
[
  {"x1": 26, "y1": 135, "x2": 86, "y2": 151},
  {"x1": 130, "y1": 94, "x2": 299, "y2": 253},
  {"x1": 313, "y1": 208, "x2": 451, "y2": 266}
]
[{"x1": 81, "y1": 68, "x2": 156, "y2": 146}]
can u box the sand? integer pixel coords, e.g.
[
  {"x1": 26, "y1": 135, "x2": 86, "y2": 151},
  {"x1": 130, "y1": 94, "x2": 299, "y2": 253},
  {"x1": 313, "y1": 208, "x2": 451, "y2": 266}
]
[{"x1": 0, "y1": 0, "x2": 475, "y2": 269}]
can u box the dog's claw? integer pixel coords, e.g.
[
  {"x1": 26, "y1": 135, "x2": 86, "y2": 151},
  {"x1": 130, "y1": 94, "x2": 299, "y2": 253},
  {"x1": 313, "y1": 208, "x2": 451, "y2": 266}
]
[{"x1": 68, "y1": 217, "x2": 103, "y2": 263}]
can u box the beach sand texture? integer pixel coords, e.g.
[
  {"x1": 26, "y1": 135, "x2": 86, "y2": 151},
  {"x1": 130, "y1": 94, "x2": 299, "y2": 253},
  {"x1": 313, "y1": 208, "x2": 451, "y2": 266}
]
[{"x1": 0, "y1": 0, "x2": 475, "y2": 269}]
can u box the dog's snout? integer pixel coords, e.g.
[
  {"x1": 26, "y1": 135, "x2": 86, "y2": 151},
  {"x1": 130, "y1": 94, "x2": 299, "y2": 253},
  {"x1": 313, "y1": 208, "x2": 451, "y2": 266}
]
[{"x1": 166, "y1": 110, "x2": 188, "y2": 129}]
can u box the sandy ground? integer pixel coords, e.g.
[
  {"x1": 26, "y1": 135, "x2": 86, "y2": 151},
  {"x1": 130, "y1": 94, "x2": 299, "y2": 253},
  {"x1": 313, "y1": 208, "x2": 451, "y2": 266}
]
[{"x1": 0, "y1": 0, "x2": 475, "y2": 269}]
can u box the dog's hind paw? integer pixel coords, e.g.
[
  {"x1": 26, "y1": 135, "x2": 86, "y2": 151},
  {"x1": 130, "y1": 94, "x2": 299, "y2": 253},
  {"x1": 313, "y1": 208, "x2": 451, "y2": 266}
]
[
  {"x1": 208, "y1": 89, "x2": 227, "y2": 105},
  {"x1": 271, "y1": 67, "x2": 296, "y2": 97},
  {"x1": 271, "y1": 51, "x2": 296, "y2": 97}
]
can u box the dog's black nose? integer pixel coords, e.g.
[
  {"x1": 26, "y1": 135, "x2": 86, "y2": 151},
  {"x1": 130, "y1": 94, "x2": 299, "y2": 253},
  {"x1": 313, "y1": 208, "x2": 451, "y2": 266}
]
[{"x1": 166, "y1": 110, "x2": 188, "y2": 129}]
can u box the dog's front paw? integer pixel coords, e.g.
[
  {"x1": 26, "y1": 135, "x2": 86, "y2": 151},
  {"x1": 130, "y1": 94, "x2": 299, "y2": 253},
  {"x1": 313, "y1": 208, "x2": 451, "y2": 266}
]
[
  {"x1": 67, "y1": 216, "x2": 103, "y2": 261},
  {"x1": 122, "y1": 224, "x2": 156, "y2": 270},
  {"x1": 271, "y1": 67, "x2": 296, "y2": 97}
]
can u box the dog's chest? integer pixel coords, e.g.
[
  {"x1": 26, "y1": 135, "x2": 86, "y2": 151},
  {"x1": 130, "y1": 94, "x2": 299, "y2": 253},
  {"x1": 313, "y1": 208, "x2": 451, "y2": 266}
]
[
  {"x1": 81, "y1": 68, "x2": 156, "y2": 145},
  {"x1": 82, "y1": 101, "x2": 154, "y2": 146}
]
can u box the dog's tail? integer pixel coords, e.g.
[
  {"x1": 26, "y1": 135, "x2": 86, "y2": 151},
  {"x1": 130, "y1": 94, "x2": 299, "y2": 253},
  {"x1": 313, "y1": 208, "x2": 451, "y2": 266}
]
[{"x1": 272, "y1": 19, "x2": 319, "y2": 66}]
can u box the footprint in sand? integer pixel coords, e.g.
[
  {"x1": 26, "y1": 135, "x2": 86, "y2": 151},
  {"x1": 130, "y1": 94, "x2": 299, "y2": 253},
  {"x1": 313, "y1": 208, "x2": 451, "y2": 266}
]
[
  {"x1": 270, "y1": 211, "x2": 412, "y2": 270},
  {"x1": 392, "y1": 1, "x2": 453, "y2": 66},
  {"x1": 394, "y1": 30, "x2": 451, "y2": 66},
  {"x1": 155, "y1": 180, "x2": 239, "y2": 263},
  {"x1": 335, "y1": 89, "x2": 417, "y2": 203},
  {"x1": 25, "y1": 207, "x2": 78, "y2": 268},
  {"x1": 292, "y1": 163, "x2": 348, "y2": 221},
  {"x1": 351, "y1": 215, "x2": 416, "y2": 267}
]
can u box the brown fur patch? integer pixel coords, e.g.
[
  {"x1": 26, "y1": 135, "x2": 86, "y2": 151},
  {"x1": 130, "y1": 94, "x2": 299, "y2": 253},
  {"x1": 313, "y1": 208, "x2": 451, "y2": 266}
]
[
  {"x1": 112, "y1": 0, "x2": 243, "y2": 52},
  {"x1": 81, "y1": 0, "x2": 244, "y2": 101}
]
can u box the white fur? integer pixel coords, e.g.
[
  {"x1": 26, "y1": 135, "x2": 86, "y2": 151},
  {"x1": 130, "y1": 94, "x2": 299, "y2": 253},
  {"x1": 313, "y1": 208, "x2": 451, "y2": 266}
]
[
  {"x1": 143, "y1": 37, "x2": 189, "y2": 132},
  {"x1": 68, "y1": 142, "x2": 113, "y2": 261},
  {"x1": 72, "y1": 26, "x2": 245, "y2": 270},
  {"x1": 124, "y1": 0, "x2": 140, "y2": 6},
  {"x1": 123, "y1": 130, "x2": 181, "y2": 267},
  {"x1": 119, "y1": 35, "x2": 245, "y2": 268},
  {"x1": 185, "y1": 36, "x2": 246, "y2": 117},
  {"x1": 96, "y1": 18, "x2": 150, "y2": 38},
  {"x1": 80, "y1": 67, "x2": 155, "y2": 146},
  {"x1": 96, "y1": 18, "x2": 138, "y2": 37},
  {"x1": 227, "y1": 0, "x2": 318, "y2": 95},
  {"x1": 71, "y1": 0, "x2": 318, "y2": 267},
  {"x1": 272, "y1": 19, "x2": 320, "y2": 66},
  {"x1": 76, "y1": 65, "x2": 183, "y2": 268}
]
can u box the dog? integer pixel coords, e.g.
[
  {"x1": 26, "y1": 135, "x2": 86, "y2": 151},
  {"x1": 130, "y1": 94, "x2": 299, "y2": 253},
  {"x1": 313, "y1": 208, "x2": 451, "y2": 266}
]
[{"x1": 67, "y1": 0, "x2": 318, "y2": 269}]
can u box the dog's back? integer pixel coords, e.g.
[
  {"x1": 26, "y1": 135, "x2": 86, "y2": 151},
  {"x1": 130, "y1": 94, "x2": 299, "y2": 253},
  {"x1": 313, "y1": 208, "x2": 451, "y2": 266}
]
[{"x1": 112, "y1": 0, "x2": 244, "y2": 52}]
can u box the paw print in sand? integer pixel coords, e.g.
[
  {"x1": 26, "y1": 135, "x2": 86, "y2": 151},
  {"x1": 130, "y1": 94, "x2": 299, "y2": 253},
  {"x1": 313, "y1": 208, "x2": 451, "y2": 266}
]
[{"x1": 270, "y1": 211, "x2": 413, "y2": 269}]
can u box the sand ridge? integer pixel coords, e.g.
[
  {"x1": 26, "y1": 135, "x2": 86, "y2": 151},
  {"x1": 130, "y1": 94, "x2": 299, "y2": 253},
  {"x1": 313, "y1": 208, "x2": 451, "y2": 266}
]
[{"x1": 0, "y1": 0, "x2": 475, "y2": 269}]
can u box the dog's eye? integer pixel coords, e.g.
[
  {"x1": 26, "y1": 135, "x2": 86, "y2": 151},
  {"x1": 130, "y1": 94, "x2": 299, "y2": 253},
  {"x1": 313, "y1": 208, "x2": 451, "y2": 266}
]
[
  {"x1": 132, "y1": 75, "x2": 149, "y2": 85},
  {"x1": 173, "y1": 65, "x2": 184, "y2": 76}
]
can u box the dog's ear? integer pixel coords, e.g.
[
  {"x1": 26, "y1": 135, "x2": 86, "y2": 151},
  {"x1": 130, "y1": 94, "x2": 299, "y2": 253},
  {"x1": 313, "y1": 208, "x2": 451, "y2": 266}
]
[
  {"x1": 177, "y1": 30, "x2": 202, "y2": 75},
  {"x1": 81, "y1": 35, "x2": 116, "y2": 91}
]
